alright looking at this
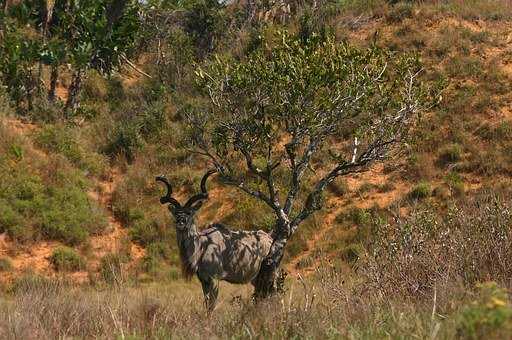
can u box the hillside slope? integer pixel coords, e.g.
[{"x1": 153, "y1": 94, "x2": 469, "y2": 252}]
[{"x1": 0, "y1": 0, "x2": 511, "y2": 286}]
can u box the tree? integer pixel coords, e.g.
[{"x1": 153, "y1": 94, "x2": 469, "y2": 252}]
[
  {"x1": 0, "y1": 7, "x2": 42, "y2": 111},
  {"x1": 0, "y1": 0, "x2": 141, "y2": 114},
  {"x1": 187, "y1": 31, "x2": 439, "y2": 297},
  {"x1": 54, "y1": 0, "x2": 141, "y2": 113}
]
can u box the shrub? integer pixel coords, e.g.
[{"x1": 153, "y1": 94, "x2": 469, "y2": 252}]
[
  {"x1": 336, "y1": 207, "x2": 372, "y2": 227},
  {"x1": 432, "y1": 185, "x2": 451, "y2": 200},
  {"x1": 361, "y1": 192, "x2": 512, "y2": 297},
  {"x1": 377, "y1": 181, "x2": 395, "y2": 193},
  {"x1": 457, "y1": 282, "x2": 512, "y2": 339},
  {"x1": 477, "y1": 121, "x2": 512, "y2": 142},
  {"x1": 408, "y1": 181, "x2": 431, "y2": 200},
  {"x1": 296, "y1": 256, "x2": 315, "y2": 270},
  {"x1": 82, "y1": 72, "x2": 108, "y2": 100},
  {"x1": 35, "y1": 125, "x2": 107, "y2": 176},
  {"x1": 138, "y1": 254, "x2": 161, "y2": 275},
  {"x1": 340, "y1": 243, "x2": 363, "y2": 265},
  {"x1": 0, "y1": 159, "x2": 107, "y2": 244},
  {"x1": 40, "y1": 185, "x2": 108, "y2": 245},
  {"x1": 220, "y1": 193, "x2": 274, "y2": 231},
  {"x1": 146, "y1": 242, "x2": 174, "y2": 261},
  {"x1": 129, "y1": 220, "x2": 164, "y2": 247},
  {"x1": 437, "y1": 143, "x2": 463, "y2": 167},
  {"x1": 445, "y1": 171, "x2": 465, "y2": 196},
  {"x1": 49, "y1": 247, "x2": 85, "y2": 272},
  {"x1": 0, "y1": 257, "x2": 13, "y2": 272},
  {"x1": 103, "y1": 120, "x2": 143, "y2": 163},
  {"x1": 386, "y1": 2, "x2": 414, "y2": 23},
  {"x1": 327, "y1": 179, "x2": 349, "y2": 196},
  {"x1": 358, "y1": 182, "x2": 376, "y2": 194}
]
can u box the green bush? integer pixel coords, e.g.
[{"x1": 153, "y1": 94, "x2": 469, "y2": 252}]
[
  {"x1": 129, "y1": 220, "x2": 164, "y2": 247},
  {"x1": 386, "y1": 2, "x2": 414, "y2": 23},
  {"x1": 437, "y1": 143, "x2": 463, "y2": 167},
  {"x1": 358, "y1": 182, "x2": 376, "y2": 194},
  {"x1": 445, "y1": 172, "x2": 465, "y2": 196},
  {"x1": 477, "y1": 121, "x2": 512, "y2": 142},
  {"x1": 457, "y1": 282, "x2": 512, "y2": 339},
  {"x1": 35, "y1": 125, "x2": 107, "y2": 176},
  {"x1": 408, "y1": 181, "x2": 431, "y2": 200},
  {"x1": 146, "y1": 242, "x2": 174, "y2": 261},
  {"x1": 0, "y1": 122, "x2": 108, "y2": 245},
  {"x1": 336, "y1": 207, "x2": 372, "y2": 227},
  {"x1": 138, "y1": 254, "x2": 161, "y2": 275},
  {"x1": 340, "y1": 243, "x2": 364, "y2": 265},
  {"x1": 0, "y1": 257, "x2": 13, "y2": 272},
  {"x1": 327, "y1": 179, "x2": 349, "y2": 196},
  {"x1": 103, "y1": 120, "x2": 143, "y2": 163},
  {"x1": 377, "y1": 182, "x2": 395, "y2": 193},
  {"x1": 40, "y1": 185, "x2": 108, "y2": 245},
  {"x1": 49, "y1": 247, "x2": 85, "y2": 272}
]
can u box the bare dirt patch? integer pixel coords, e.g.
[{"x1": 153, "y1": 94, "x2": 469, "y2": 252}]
[{"x1": 287, "y1": 163, "x2": 410, "y2": 276}]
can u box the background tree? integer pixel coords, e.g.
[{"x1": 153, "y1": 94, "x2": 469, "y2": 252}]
[
  {"x1": 188, "y1": 31, "x2": 439, "y2": 297},
  {"x1": 0, "y1": 0, "x2": 141, "y2": 114},
  {"x1": 54, "y1": 0, "x2": 141, "y2": 113},
  {"x1": 0, "y1": 4, "x2": 42, "y2": 111}
]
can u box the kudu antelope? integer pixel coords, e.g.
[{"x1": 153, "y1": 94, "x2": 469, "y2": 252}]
[{"x1": 156, "y1": 170, "x2": 272, "y2": 311}]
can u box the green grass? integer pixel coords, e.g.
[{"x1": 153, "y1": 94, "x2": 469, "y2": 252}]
[{"x1": 34, "y1": 124, "x2": 108, "y2": 177}]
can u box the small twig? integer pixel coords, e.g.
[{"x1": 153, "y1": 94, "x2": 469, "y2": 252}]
[
  {"x1": 431, "y1": 284, "x2": 437, "y2": 321},
  {"x1": 120, "y1": 54, "x2": 152, "y2": 79}
]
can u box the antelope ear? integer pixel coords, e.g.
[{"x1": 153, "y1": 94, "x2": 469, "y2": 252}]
[{"x1": 190, "y1": 201, "x2": 203, "y2": 211}]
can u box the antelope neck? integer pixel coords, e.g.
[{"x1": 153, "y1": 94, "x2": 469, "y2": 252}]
[{"x1": 176, "y1": 220, "x2": 202, "y2": 278}]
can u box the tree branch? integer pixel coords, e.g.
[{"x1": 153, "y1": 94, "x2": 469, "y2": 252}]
[
  {"x1": 283, "y1": 135, "x2": 320, "y2": 215},
  {"x1": 290, "y1": 160, "x2": 369, "y2": 231},
  {"x1": 218, "y1": 173, "x2": 279, "y2": 213}
]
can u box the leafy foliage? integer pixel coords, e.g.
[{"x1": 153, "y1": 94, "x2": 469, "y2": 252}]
[
  {"x1": 457, "y1": 282, "x2": 512, "y2": 339},
  {"x1": 0, "y1": 0, "x2": 142, "y2": 113},
  {"x1": 0, "y1": 123, "x2": 107, "y2": 245},
  {"x1": 50, "y1": 247, "x2": 85, "y2": 272},
  {"x1": 191, "y1": 30, "x2": 435, "y2": 234}
]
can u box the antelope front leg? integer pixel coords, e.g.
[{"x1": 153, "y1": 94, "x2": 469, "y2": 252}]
[{"x1": 199, "y1": 277, "x2": 219, "y2": 313}]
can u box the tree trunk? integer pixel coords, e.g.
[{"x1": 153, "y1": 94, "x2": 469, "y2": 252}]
[
  {"x1": 48, "y1": 65, "x2": 58, "y2": 102},
  {"x1": 253, "y1": 226, "x2": 290, "y2": 298},
  {"x1": 106, "y1": 0, "x2": 128, "y2": 37},
  {"x1": 65, "y1": 69, "x2": 83, "y2": 114}
]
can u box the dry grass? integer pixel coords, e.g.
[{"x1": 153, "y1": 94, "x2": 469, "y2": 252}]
[
  {"x1": 0, "y1": 273, "x2": 437, "y2": 339},
  {"x1": 0, "y1": 268, "x2": 507, "y2": 339}
]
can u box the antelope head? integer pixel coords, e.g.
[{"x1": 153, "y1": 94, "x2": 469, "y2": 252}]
[{"x1": 156, "y1": 170, "x2": 216, "y2": 230}]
